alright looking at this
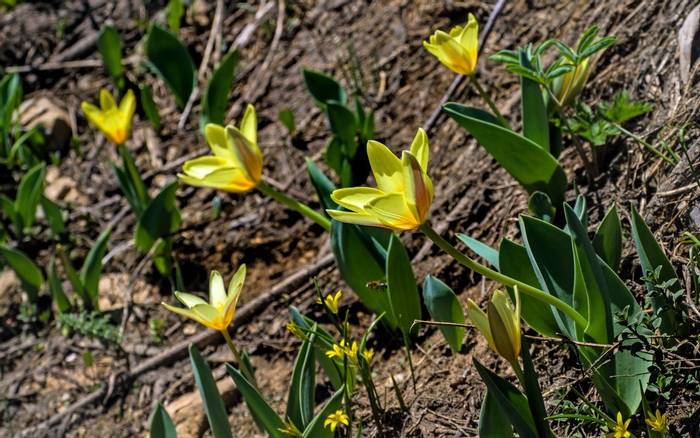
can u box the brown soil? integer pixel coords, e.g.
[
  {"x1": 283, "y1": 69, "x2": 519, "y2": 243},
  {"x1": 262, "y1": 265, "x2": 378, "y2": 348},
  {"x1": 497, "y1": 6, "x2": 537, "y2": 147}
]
[{"x1": 1, "y1": 0, "x2": 699, "y2": 437}]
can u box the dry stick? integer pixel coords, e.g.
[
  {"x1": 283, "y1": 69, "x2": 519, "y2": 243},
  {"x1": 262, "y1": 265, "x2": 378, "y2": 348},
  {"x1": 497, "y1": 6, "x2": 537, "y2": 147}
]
[{"x1": 24, "y1": 253, "x2": 334, "y2": 435}]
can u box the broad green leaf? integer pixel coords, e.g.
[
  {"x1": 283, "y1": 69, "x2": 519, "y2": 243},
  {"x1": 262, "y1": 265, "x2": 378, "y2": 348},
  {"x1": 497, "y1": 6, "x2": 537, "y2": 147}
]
[
  {"x1": 145, "y1": 25, "x2": 196, "y2": 109},
  {"x1": 324, "y1": 137, "x2": 343, "y2": 177},
  {"x1": 79, "y1": 227, "x2": 111, "y2": 309},
  {"x1": 16, "y1": 163, "x2": 46, "y2": 231},
  {"x1": 330, "y1": 220, "x2": 397, "y2": 328},
  {"x1": 593, "y1": 205, "x2": 622, "y2": 272},
  {"x1": 97, "y1": 26, "x2": 124, "y2": 88},
  {"x1": 386, "y1": 234, "x2": 422, "y2": 337},
  {"x1": 190, "y1": 345, "x2": 233, "y2": 438},
  {"x1": 0, "y1": 244, "x2": 43, "y2": 302},
  {"x1": 444, "y1": 103, "x2": 566, "y2": 205},
  {"x1": 289, "y1": 306, "x2": 343, "y2": 390},
  {"x1": 457, "y1": 234, "x2": 499, "y2": 269},
  {"x1": 519, "y1": 51, "x2": 549, "y2": 150},
  {"x1": 226, "y1": 364, "x2": 285, "y2": 438},
  {"x1": 565, "y1": 204, "x2": 612, "y2": 344},
  {"x1": 479, "y1": 391, "x2": 514, "y2": 437},
  {"x1": 306, "y1": 159, "x2": 338, "y2": 212},
  {"x1": 135, "y1": 181, "x2": 181, "y2": 252},
  {"x1": 499, "y1": 239, "x2": 559, "y2": 337},
  {"x1": 286, "y1": 332, "x2": 316, "y2": 430},
  {"x1": 117, "y1": 145, "x2": 150, "y2": 215},
  {"x1": 630, "y1": 205, "x2": 679, "y2": 329},
  {"x1": 519, "y1": 216, "x2": 577, "y2": 338},
  {"x1": 200, "y1": 50, "x2": 239, "y2": 131},
  {"x1": 422, "y1": 275, "x2": 464, "y2": 353},
  {"x1": 325, "y1": 102, "x2": 356, "y2": 146},
  {"x1": 40, "y1": 195, "x2": 65, "y2": 236},
  {"x1": 140, "y1": 84, "x2": 161, "y2": 132},
  {"x1": 149, "y1": 402, "x2": 177, "y2": 438},
  {"x1": 48, "y1": 258, "x2": 71, "y2": 313},
  {"x1": 302, "y1": 69, "x2": 346, "y2": 106},
  {"x1": 520, "y1": 338, "x2": 552, "y2": 438},
  {"x1": 473, "y1": 359, "x2": 539, "y2": 438},
  {"x1": 301, "y1": 386, "x2": 345, "y2": 438}
]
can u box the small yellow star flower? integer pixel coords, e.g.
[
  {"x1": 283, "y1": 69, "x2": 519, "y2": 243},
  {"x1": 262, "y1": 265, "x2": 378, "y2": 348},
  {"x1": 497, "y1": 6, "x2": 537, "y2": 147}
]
[
  {"x1": 423, "y1": 14, "x2": 479, "y2": 76},
  {"x1": 324, "y1": 410, "x2": 349, "y2": 432},
  {"x1": 162, "y1": 265, "x2": 246, "y2": 331},
  {"x1": 323, "y1": 290, "x2": 343, "y2": 314},
  {"x1": 606, "y1": 412, "x2": 632, "y2": 438},
  {"x1": 362, "y1": 347, "x2": 375, "y2": 364},
  {"x1": 179, "y1": 104, "x2": 262, "y2": 193},
  {"x1": 327, "y1": 128, "x2": 433, "y2": 231},
  {"x1": 278, "y1": 418, "x2": 302, "y2": 437},
  {"x1": 286, "y1": 321, "x2": 306, "y2": 340},
  {"x1": 645, "y1": 409, "x2": 668, "y2": 433},
  {"x1": 81, "y1": 88, "x2": 136, "y2": 145},
  {"x1": 325, "y1": 342, "x2": 346, "y2": 360}
]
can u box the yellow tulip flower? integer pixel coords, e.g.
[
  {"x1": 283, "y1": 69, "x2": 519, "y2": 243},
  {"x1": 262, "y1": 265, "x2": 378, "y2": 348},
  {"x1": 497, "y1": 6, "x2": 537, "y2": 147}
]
[
  {"x1": 327, "y1": 128, "x2": 433, "y2": 231},
  {"x1": 81, "y1": 88, "x2": 136, "y2": 145},
  {"x1": 554, "y1": 58, "x2": 591, "y2": 107},
  {"x1": 423, "y1": 14, "x2": 479, "y2": 76},
  {"x1": 162, "y1": 265, "x2": 246, "y2": 331},
  {"x1": 179, "y1": 104, "x2": 262, "y2": 192},
  {"x1": 467, "y1": 287, "x2": 521, "y2": 364},
  {"x1": 324, "y1": 410, "x2": 349, "y2": 432}
]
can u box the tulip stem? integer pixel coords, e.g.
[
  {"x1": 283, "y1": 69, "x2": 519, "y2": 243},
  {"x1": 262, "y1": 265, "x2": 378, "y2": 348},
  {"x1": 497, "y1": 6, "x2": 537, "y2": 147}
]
[
  {"x1": 419, "y1": 222, "x2": 588, "y2": 329},
  {"x1": 469, "y1": 75, "x2": 511, "y2": 130},
  {"x1": 221, "y1": 329, "x2": 255, "y2": 383},
  {"x1": 257, "y1": 181, "x2": 331, "y2": 231}
]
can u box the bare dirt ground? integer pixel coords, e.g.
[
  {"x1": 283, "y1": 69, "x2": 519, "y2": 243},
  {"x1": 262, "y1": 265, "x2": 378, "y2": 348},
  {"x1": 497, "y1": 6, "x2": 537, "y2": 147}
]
[{"x1": 1, "y1": 0, "x2": 699, "y2": 436}]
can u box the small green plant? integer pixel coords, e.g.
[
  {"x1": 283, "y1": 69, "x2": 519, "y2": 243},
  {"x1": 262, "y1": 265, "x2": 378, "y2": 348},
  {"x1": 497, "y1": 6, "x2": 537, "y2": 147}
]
[{"x1": 58, "y1": 311, "x2": 122, "y2": 344}]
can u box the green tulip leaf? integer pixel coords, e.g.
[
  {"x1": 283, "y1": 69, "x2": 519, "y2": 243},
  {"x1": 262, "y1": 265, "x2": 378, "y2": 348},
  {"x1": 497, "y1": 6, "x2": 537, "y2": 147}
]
[
  {"x1": 149, "y1": 402, "x2": 177, "y2": 438},
  {"x1": 301, "y1": 386, "x2": 345, "y2": 438},
  {"x1": 422, "y1": 275, "x2": 464, "y2": 353},
  {"x1": 325, "y1": 102, "x2": 356, "y2": 146},
  {"x1": 226, "y1": 364, "x2": 285, "y2": 438},
  {"x1": 457, "y1": 234, "x2": 499, "y2": 269},
  {"x1": 593, "y1": 204, "x2": 622, "y2": 272},
  {"x1": 306, "y1": 159, "x2": 338, "y2": 213},
  {"x1": 135, "y1": 181, "x2": 181, "y2": 252},
  {"x1": 0, "y1": 244, "x2": 43, "y2": 302},
  {"x1": 302, "y1": 69, "x2": 346, "y2": 106},
  {"x1": 79, "y1": 227, "x2": 111, "y2": 310},
  {"x1": 16, "y1": 162, "x2": 46, "y2": 231},
  {"x1": 519, "y1": 51, "x2": 549, "y2": 150},
  {"x1": 386, "y1": 234, "x2": 422, "y2": 337},
  {"x1": 473, "y1": 359, "x2": 539, "y2": 438},
  {"x1": 97, "y1": 26, "x2": 124, "y2": 89},
  {"x1": 40, "y1": 195, "x2": 65, "y2": 236},
  {"x1": 479, "y1": 390, "x2": 514, "y2": 437},
  {"x1": 520, "y1": 337, "x2": 552, "y2": 438},
  {"x1": 146, "y1": 25, "x2": 196, "y2": 109},
  {"x1": 200, "y1": 50, "x2": 239, "y2": 131},
  {"x1": 444, "y1": 103, "x2": 567, "y2": 205},
  {"x1": 140, "y1": 84, "x2": 161, "y2": 132},
  {"x1": 48, "y1": 258, "x2": 71, "y2": 313},
  {"x1": 189, "y1": 345, "x2": 233, "y2": 438}
]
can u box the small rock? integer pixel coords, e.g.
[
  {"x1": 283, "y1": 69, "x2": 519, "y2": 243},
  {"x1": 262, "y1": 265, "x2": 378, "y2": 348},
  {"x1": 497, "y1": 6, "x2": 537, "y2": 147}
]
[
  {"x1": 679, "y1": 5, "x2": 700, "y2": 84},
  {"x1": 19, "y1": 96, "x2": 72, "y2": 151}
]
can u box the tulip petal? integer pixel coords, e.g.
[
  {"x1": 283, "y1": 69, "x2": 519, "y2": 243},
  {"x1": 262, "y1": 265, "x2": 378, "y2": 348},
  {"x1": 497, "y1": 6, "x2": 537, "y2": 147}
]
[
  {"x1": 367, "y1": 140, "x2": 404, "y2": 193},
  {"x1": 81, "y1": 102, "x2": 105, "y2": 130},
  {"x1": 240, "y1": 104, "x2": 257, "y2": 146},
  {"x1": 205, "y1": 123, "x2": 233, "y2": 158},
  {"x1": 181, "y1": 155, "x2": 232, "y2": 179},
  {"x1": 209, "y1": 270, "x2": 227, "y2": 309},
  {"x1": 459, "y1": 14, "x2": 479, "y2": 60},
  {"x1": 326, "y1": 209, "x2": 385, "y2": 228},
  {"x1": 179, "y1": 165, "x2": 255, "y2": 192},
  {"x1": 226, "y1": 126, "x2": 263, "y2": 184},
  {"x1": 330, "y1": 187, "x2": 385, "y2": 212},
  {"x1": 174, "y1": 291, "x2": 208, "y2": 308},
  {"x1": 409, "y1": 128, "x2": 429, "y2": 171},
  {"x1": 401, "y1": 152, "x2": 431, "y2": 224},
  {"x1": 99, "y1": 88, "x2": 116, "y2": 111},
  {"x1": 191, "y1": 303, "x2": 227, "y2": 330},
  {"x1": 365, "y1": 192, "x2": 416, "y2": 230},
  {"x1": 162, "y1": 302, "x2": 209, "y2": 327},
  {"x1": 119, "y1": 89, "x2": 136, "y2": 122}
]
